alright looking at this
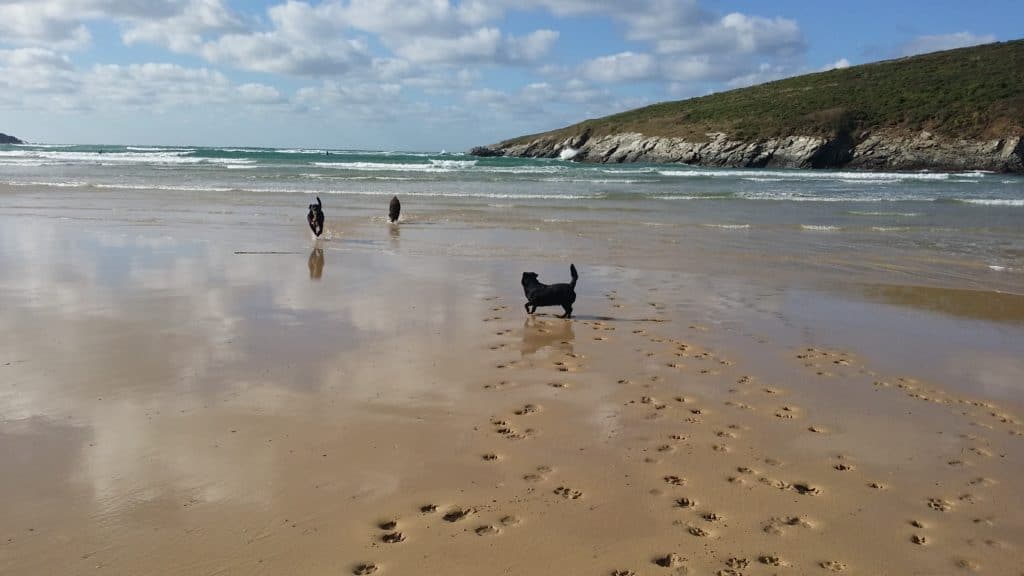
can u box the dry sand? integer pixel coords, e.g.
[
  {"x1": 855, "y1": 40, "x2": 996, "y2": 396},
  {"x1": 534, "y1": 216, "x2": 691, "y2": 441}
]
[{"x1": 1, "y1": 210, "x2": 1022, "y2": 576}]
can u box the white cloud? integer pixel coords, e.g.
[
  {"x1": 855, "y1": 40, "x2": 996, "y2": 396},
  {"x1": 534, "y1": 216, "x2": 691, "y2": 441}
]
[
  {"x1": 0, "y1": 0, "x2": 237, "y2": 52},
  {"x1": 822, "y1": 58, "x2": 851, "y2": 71},
  {"x1": 237, "y1": 83, "x2": 284, "y2": 105},
  {"x1": 0, "y1": 48, "x2": 79, "y2": 95},
  {"x1": 505, "y1": 29, "x2": 559, "y2": 62},
  {"x1": 725, "y1": 62, "x2": 793, "y2": 89},
  {"x1": 0, "y1": 51, "x2": 289, "y2": 113},
  {"x1": 899, "y1": 32, "x2": 996, "y2": 57},
  {"x1": 0, "y1": 3, "x2": 93, "y2": 50},
  {"x1": 579, "y1": 51, "x2": 656, "y2": 83},
  {"x1": 294, "y1": 80, "x2": 403, "y2": 118},
  {"x1": 200, "y1": 32, "x2": 369, "y2": 76},
  {"x1": 120, "y1": 0, "x2": 246, "y2": 53}
]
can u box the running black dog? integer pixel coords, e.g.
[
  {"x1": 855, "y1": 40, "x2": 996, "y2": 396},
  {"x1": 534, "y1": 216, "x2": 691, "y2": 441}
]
[
  {"x1": 388, "y1": 195, "x2": 401, "y2": 223},
  {"x1": 307, "y1": 197, "x2": 324, "y2": 237},
  {"x1": 521, "y1": 264, "x2": 578, "y2": 318}
]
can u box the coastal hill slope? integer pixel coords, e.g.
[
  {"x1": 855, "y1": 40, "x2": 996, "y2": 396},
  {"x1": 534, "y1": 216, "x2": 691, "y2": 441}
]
[
  {"x1": 472, "y1": 40, "x2": 1024, "y2": 172},
  {"x1": 0, "y1": 132, "x2": 23, "y2": 145}
]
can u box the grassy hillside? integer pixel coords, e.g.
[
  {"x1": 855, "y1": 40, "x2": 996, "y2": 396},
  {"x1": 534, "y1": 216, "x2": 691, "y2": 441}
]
[{"x1": 501, "y1": 40, "x2": 1024, "y2": 146}]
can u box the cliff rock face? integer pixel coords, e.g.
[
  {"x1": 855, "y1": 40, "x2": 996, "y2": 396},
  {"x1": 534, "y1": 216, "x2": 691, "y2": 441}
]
[
  {"x1": 0, "y1": 132, "x2": 24, "y2": 145},
  {"x1": 474, "y1": 131, "x2": 1024, "y2": 173}
]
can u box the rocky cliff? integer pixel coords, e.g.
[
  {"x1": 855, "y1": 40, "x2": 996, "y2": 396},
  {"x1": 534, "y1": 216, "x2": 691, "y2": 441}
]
[
  {"x1": 471, "y1": 40, "x2": 1024, "y2": 173},
  {"x1": 471, "y1": 130, "x2": 1024, "y2": 173},
  {"x1": 0, "y1": 132, "x2": 24, "y2": 145}
]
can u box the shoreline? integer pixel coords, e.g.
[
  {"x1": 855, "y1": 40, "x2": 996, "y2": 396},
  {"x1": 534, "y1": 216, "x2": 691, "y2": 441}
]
[{"x1": 1, "y1": 189, "x2": 1022, "y2": 575}]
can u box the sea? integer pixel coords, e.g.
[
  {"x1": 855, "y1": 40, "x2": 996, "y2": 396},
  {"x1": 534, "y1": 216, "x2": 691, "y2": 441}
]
[{"x1": 1, "y1": 143, "x2": 1022, "y2": 290}]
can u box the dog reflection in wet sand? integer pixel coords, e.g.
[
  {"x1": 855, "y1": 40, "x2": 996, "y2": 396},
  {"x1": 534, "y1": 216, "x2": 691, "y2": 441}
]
[
  {"x1": 308, "y1": 247, "x2": 324, "y2": 279},
  {"x1": 521, "y1": 316, "x2": 575, "y2": 356}
]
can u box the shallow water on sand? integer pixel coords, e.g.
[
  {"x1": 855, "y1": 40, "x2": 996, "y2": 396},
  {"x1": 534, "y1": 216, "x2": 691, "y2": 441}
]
[{"x1": 1, "y1": 165, "x2": 1023, "y2": 575}]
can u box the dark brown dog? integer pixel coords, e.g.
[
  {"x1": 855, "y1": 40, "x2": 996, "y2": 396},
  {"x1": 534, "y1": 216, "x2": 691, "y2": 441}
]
[
  {"x1": 389, "y1": 195, "x2": 401, "y2": 223},
  {"x1": 521, "y1": 264, "x2": 578, "y2": 318},
  {"x1": 307, "y1": 196, "x2": 324, "y2": 237}
]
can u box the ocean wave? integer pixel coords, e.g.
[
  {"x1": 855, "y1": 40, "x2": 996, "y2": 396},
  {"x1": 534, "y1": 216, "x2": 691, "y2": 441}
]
[
  {"x1": 702, "y1": 223, "x2": 751, "y2": 229},
  {"x1": 0, "y1": 149, "x2": 254, "y2": 165},
  {"x1": 69, "y1": 182, "x2": 604, "y2": 200},
  {"x1": 960, "y1": 199, "x2": 1024, "y2": 207},
  {"x1": 800, "y1": 224, "x2": 841, "y2": 231},
  {"x1": 2, "y1": 180, "x2": 89, "y2": 187},
  {"x1": 652, "y1": 194, "x2": 735, "y2": 200},
  {"x1": 428, "y1": 159, "x2": 477, "y2": 169},
  {"x1": 311, "y1": 161, "x2": 472, "y2": 172},
  {"x1": 658, "y1": 168, "x2": 957, "y2": 181},
  {"x1": 126, "y1": 146, "x2": 195, "y2": 152},
  {"x1": 11, "y1": 143, "x2": 76, "y2": 148},
  {"x1": 847, "y1": 211, "x2": 921, "y2": 217}
]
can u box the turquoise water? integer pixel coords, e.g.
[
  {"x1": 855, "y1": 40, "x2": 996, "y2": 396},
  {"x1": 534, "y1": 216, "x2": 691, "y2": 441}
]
[{"x1": 2, "y1": 143, "x2": 1022, "y2": 282}]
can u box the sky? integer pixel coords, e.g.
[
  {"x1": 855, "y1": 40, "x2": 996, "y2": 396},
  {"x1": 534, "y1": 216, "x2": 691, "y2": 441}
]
[{"x1": 0, "y1": 0, "x2": 1020, "y2": 151}]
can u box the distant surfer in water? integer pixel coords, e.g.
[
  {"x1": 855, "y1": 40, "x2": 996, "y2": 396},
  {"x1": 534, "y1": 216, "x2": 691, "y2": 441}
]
[
  {"x1": 388, "y1": 196, "x2": 401, "y2": 224},
  {"x1": 307, "y1": 197, "x2": 324, "y2": 237}
]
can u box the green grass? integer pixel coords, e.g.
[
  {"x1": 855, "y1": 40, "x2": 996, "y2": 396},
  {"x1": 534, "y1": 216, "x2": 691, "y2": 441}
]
[{"x1": 500, "y1": 40, "x2": 1024, "y2": 146}]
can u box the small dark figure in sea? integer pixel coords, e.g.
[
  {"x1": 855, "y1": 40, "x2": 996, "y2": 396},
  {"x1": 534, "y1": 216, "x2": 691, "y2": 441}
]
[
  {"x1": 388, "y1": 195, "x2": 401, "y2": 223},
  {"x1": 521, "y1": 264, "x2": 578, "y2": 318},
  {"x1": 307, "y1": 196, "x2": 324, "y2": 237}
]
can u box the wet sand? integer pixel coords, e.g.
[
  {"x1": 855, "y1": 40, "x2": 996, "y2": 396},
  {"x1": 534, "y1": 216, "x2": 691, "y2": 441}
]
[{"x1": 1, "y1": 193, "x2": 1023, "y2": 576}]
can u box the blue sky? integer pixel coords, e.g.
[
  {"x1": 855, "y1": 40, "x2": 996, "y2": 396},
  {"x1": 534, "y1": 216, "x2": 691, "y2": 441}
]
[{"x1": 0, "y1": 0, "x2": 1019, "y2": 150}]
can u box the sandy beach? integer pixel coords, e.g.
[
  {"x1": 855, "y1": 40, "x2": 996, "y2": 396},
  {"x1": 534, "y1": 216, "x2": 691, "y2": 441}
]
[{"x1": 1, "y1": 187, "x2": 1022, "y2": 576}]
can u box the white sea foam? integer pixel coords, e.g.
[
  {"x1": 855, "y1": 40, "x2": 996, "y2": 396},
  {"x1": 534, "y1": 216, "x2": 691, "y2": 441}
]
[
  {"x1": 962, "y1": 199, "x2": 1024, "y2": 207},
  {"x1": 702, "y1": 223, "x2": 750, "y2": 229},
  {"x1": 429, "y1": 159, "x2": 477, "y2": 169},
  {"x1": 848, "y1": 211, "x2": 921, "y2": 217},
  {"x1": 658, "y1": 168, "x2": 955, "y2": 181},
  {"x1": 559, "y1": 147, "x2": 579, "y2": 160},
  {"x1": 0, "y1": 149, "x2": 251, "y2": 166},
  {"x1": 800, "y1": 224, "x2": 841, "y2": 231},
  {"x1": 311, "y1": 161, "x2": 469, "y2": 172},
  {"x1": 870, "y1": 226, "x2": 910, "y2": 232},
  {"x1": 126, "y1": 146, "x2": 195, "y2": 152},
  {"x1": 3, "y1": 180, "x2": 89, "y2": 187}
]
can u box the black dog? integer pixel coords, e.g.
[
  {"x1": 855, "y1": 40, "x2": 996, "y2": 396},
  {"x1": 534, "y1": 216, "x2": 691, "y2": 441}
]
[
  {"x1": 521, "y1": 264, "x2": 578, "y2": 318},
  {"x1": 388, "y1": 195, "x2": 401, "y2": 223},
  {"x1": 307, "y1": 196, "x2": 324, "y2": 237}
]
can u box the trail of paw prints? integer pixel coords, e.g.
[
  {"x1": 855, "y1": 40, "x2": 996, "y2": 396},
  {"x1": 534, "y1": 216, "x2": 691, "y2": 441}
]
[
  {"x1": 762, "y1": 515, "x2": 817, "y2": 535},
  {"x1": 718, "y1": 556, "x2": 750, "y2": 575},
  {"x1": 551, "y1": 352, "x2": 585, "y2": 373},
  {"x1": 553, "y1": 485, "x2": 584, "y2": 500},
  {"x1": 774, "y1": 404, "x2": 802, "y2": 420},
  {"x1": 482, "y1": 379, "x2": 515, "y2": 391},
  {"x1": 909, "y1": 519, "x2": 930, "y2": 546},
  {"x1": 820, "y1": 559, "x2": 847, "y2": 572},
  {"x1": 794, "y1": 347, "x2": 861, "y2": 377},
  {"x1": 758, "y1": 554, "x2": 790, "y2": 568},
  {"x1": 582, "y1": 319, "x2": 617, "y2": 335},
  {"x1": 493, "y1": 358, "x2": 520, "y2": 370},
  {"x1": 755, "y1": 477, "x2": 823, "y2": 496},
  {"x1": 354, "y1": 502, "x2": 493, "y2": 573},
  {"x1": 522, "y1": 465, "x2": 554, "y2": 484},
  {"x1": 830, "y1": 454, "x2": 856, "y2": 472},
  {"x1": 491, "y1": 417, "x2": 535, "y2": 441}
]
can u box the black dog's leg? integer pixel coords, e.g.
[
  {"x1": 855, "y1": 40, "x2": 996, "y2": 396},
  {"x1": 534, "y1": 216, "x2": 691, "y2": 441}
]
[
  {"x1": 525, "y1": 302, "x2": 532, "y2": 314},
  {"x1": 559, "y1": 305, "x2": 572, "y2": 319}
]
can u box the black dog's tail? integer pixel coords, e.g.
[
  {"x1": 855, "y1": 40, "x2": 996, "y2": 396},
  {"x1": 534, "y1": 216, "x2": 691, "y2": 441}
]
[
  {"x1": 315, "y1": 196, "x2": 322, "y2": 209},
  {"x1": 569, "y1": 263, "x2": 578, "y2": 289}
]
